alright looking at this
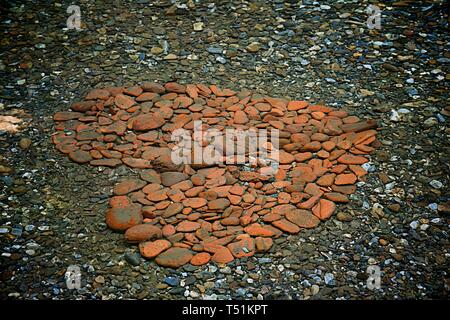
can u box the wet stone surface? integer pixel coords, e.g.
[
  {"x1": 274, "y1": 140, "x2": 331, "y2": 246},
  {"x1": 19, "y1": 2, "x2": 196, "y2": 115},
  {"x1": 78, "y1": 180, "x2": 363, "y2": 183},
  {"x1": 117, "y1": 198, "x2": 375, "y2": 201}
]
[{"x1": 0, "y1": 0, "x2": 448, "y2": 300}]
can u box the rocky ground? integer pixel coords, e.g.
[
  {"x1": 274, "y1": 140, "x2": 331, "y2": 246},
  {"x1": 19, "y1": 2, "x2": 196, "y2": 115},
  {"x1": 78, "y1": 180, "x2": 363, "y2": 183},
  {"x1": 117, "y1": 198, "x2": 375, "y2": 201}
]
[{"x1": 0, "y1": 0, "x2": 448, "y2": 300}]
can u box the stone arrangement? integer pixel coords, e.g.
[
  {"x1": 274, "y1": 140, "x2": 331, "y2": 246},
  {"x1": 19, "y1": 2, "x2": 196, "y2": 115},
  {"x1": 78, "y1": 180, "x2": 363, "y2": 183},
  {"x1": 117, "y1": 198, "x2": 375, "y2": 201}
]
[{"x1": 52, "y1": 82, "x2": 378, "y2": 268}]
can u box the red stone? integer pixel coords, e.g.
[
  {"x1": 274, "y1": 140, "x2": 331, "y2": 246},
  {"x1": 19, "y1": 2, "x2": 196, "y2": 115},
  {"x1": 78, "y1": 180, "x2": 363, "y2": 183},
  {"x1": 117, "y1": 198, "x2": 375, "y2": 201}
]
[
  {"x1": 165, "y1": 82, "x2": 186, "y2": 93},
  {"x1": 105, "y1": 204, "x2": 142, "y2": 231},
  {"x1": 176, "y1": 221, "x2": 201, "y2": 232},
  {"x1": 113, "y1": 179, "x2": 146, "y2": 196},
  {"x1": 139, "y1": 239, "x2": 171, "y2": 259},
  {"x1": 337, "y1": 154, "x2": 368, "y2": 165},
  {"x1": 272, "y1": 219, "x2": 300, "y2": 234},
  {"x1": 183, "y1": 198, "x2": 207, "y2": 209},
  {"x1": 211, "y1": 246, "x2": 234, "y2": 264},
  {"x1": 68, "y1": 150, "x2": 92, "y2": 163},
  {"x1": 71, "y1": 101, "x2": 96, "y2": 112},
  {"x1": 227, "y1": 237, "x2": 255, "y2": 258},
  {"x1": 155, "y1": 247, "x2": 193, "y2": 268},
  {"x1": 312, "y1": 199, "x2": 336, "y2": 220},
  {"x1": 255, "y1": 237, "x2": 273, "y2": 252},
  {"x1": 115, "y1": 94, "x2": 135, "y2": 109},
  {"x1": 190, "y1": 252, "x2": 211, "y2": 266},
  {"x1": 133, "y1": 113, "x2": 165, "y2": 131},
  {"x1": 287, "y1": 100, "x2": 308, "y2": 111},
  {"x1": 244, "y1": 224, "x2": 275, "y2": 237},
  {"x1": 334, "y1": 173, "x2": 357, "y2": 185},
  {"x1": 141, "y1": 82, "x2": 165, "y2": 93},
  {"x1": 125, "y1": 224, "x2": 162, "y2": 243},
  {"x1": 285, "y1": 209, "x2": 320, "y2": 228}
]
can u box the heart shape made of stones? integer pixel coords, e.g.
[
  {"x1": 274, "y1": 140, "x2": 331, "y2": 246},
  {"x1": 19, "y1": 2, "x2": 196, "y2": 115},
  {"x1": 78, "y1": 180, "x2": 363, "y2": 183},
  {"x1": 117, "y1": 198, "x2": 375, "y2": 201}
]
[{"x1": 52, "y1": 82, "x2": 379, "y2": 268}]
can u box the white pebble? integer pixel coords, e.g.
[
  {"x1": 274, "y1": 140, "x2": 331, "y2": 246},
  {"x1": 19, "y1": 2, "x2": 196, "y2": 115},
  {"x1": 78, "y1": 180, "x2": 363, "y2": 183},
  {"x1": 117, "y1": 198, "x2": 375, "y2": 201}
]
[
  {"x1": 410, "y1": 221, "x2": 418, "y2": 229},
  {"x1": 429, "y1": 180, "x2": 443, "y2": 189}
]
